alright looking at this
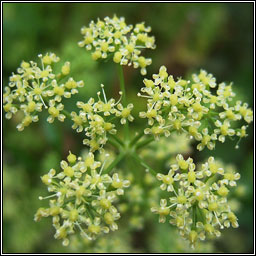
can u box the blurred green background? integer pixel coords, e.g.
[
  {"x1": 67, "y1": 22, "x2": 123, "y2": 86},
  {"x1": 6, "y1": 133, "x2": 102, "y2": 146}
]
[{"x1": 3, "y1": 3, "x2": 254, "y2": 253}]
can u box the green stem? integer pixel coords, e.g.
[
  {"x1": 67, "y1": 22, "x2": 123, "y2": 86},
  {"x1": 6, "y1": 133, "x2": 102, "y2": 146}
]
[
  {"x1": 103, "y1": 151, "x2": 126, "y2": 174},
  {"x1": 136, "y1": 136, "x2": 155, "y2": 150},
  {"x1": 56, "y1": 73, "x2": 68, "y2": 84},
  {"x1": 131, "y1": 152, "x2": 158, "y2": 176},
  {"x1": 204, "y1": 174, "x2": 218, "y2": 185},
  {"x1": 61, "y1": 109, "x2": 72, "y2": 119},
  {"x1": 108, "y1": 133, "x2": 124, "y2": 147},
  {"x1": 118, "y1": 65, "x2": 126, "y2": 106},
  {"x1": 197, "y1": 207, "x2": 206, "y2": 224},
  {"x1": 162, "y1": 106, "x2": 171, "y2": 119},
  {"x1": 84, "y1": 203, "x2": 94, "y2": 219},
  {"x1": 129, "y1": 129, "x2": 145, "y2": 147},
  {"x1": 192, "y1": 204, "x2": 197, "y2": 230},
  {"x1": 108, "y1": 137, "x2": 122, "y2": 150},
  {"x1": 117, "y1": 65, "x2": 130, "y2": 142}
]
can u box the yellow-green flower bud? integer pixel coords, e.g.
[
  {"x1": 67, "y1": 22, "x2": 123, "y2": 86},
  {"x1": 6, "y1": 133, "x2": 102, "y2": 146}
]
[
  {"x1": 158, "y1": 207, "x2": 170, "y2": 216},
  {"x1": 188, "y1": 171, "x2": 196, "y2": 183},
  {"x1": 33, "y1": 87, "x2": 42, "y2": 95},
  {"x1": 146, "y1": 109, "x2": 157, "y2": 118},
  {"x1": 57, "y1": 227, "x2": 67, "y2": 239},
  {"x1": 84, "y1": 35, "x2": 94, "y2": 44},
  {"x1": 169, "y1": 94, "x2": 178, "y2": 105},
  {"x1": 162, "y1": 175, "x2": 173, "y2": 184},
  {"x1": 21, "y1": 61, "x2": 30, "y2": 69},
  {"x1": 125, "y1": 44, "x2": 134, "y2": 53},
  {"x1": 209, "y1": 162, "x2": 218, "y2": 174},
  {"x1": 23, "y1": 115, "x2": 32, "y2": 126},
  {"x1": 144, "y1": 79, "x2": 154, "y2": 88},
  {"x1": 64, "y1": 166, "x2": 74, "y2": 177},
  {"x1": 189, "y1": 230, "x2": 198, "y2": 245},
  {"x1": 224, "y1": 173, "x2": 235, "y2": 181},
  {"x1": 178, "y1": 159, "x2": 188, "y2": 170},
  {"x1": 220, "y1": 124, "x2": 229, "y2": 136},
  {"x1": 41, "y1": 70, "x2": 49, "y2": 78},
  {"x1": 121, "y1": 108, "x2": 131, "y2": 118},
  {"x1": 189, "y1": 126, "x2": 198, "y2": 137},
  {"x1": 88, "y1": 224, "x2": 101, "y2": 234},
  {"x1": 50, "y1": 206, "x2": 61, "y2": 216},
  {"x1": 69, "y1": 209, "x2": 78, "y2": 221},
  {"x1": 76, "y1": 186, "x2": 85, "y2": 197},
  {"x1": 193, "y1": 102, "x2": 203, "y2": 113},
  {"x1": 101, "y1": 42, "x2": 109, "y2": 52},
  {"x1": 27, "y1": 101, "x2": 36, "y2": 112},
  {"x1": 85, "y1": 155, "x2": 94, "y2": 167},
  {"x1": 53, "y1": 86, "x2": 64, "y2": 96},
  {"x1": 112, "y1": 179, "x2": 123, "y2": 189},
  {"x1": 48, "y1": 107, "x2": 59, "y2": 118},
  {"x1": 204, "y1": 223, "x2": 214, "y2": 233},
  {"x1": 113, "y1": 52, "x2": 122, "y2": 63},
  {"x1": 194, "y1": 189, "x2": 204, "y2": 201},
  {"x1": 92, "y1": 51, "x2": 102, "y2": 60},
  {"x1": 176, "y1": 216, "x2": 184, "y2": 227},
  {"x1": 217, "y1": 186, "x2": 229, "y2": 197},
  {"x1": 100, "y1": 198, "x2": 111, "y2": 209},
  {"x1": 42, "y1": 55, "x2": 52, "y2": 65},
  {"x1": 104, "y1": 212, "x2": 114, "y2": 225},
  {"x1": 114, "y1": 31, "x2": 122, "y2": 38},
  {"x1": 138, "y1": 56, "x2": 147, "y2": 68},
  {"x1": 67, "y1": 151, "x2": 76, "y2": 164},
  {"x1": 208, "y1": 202, "x2": 218, "y2": 212},
  {"x1": 65, "y1": 79, "x2": 77, "y2": 89},
  {"x1": 41, "y1": 174, "x2": 51, "y2": 185},
  {"x1": 104, "y1": 122, "x2": 113, "y2": 131},
  {"x1": 177, "y1": 195, "x2": 186, "y2": 204},
  {"x1": 62, "y1": 62, "x2": 70, "y2": 75},
  {"x1": 3, "y1": 103, "x2": 12, "y2": 112},
  {"x1": 227, "y1": 212, "x2": 237, "y2": 222}
]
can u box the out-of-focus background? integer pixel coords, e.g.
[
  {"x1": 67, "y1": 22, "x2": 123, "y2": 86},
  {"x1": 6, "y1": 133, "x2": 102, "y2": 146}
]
[{"x1": 3, "y1": 3, "x2": 254, "y2": 253}]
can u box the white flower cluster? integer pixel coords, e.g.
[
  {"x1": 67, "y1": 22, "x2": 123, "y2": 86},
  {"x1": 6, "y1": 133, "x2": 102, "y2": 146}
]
[
  {"x1": 3, "y1": 53, "x2": 84, "y2": 130},
  {"x1": 139, "y1": 66, "x2": 253, "y2": 150},
  {"x1": 71, "y1": 84, "x2": 134, "y2": 152},
  {"x1": 34, "y1": 151, "x2": 130, "y2": 246},
  {"x1": 151, "y1": 154, "x2": 240, "y2": 248},
  {"x1": 78, "y1": 15, "x2": 156, "y2": 75}
]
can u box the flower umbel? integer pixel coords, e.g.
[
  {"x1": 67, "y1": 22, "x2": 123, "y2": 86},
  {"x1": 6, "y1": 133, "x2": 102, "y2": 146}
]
[
  {"x1": 72, "y1": 84, "x2": 133, "y2": 152},
  {"x1": 3, "y1": 53, "x2": 84, "y2": 130},
  {"x1": 138, "y1": 66, "x2": 253, "y2": 150},
  {"x1": 151, "y1": 154, "x2": 240, "y2": 248},
  {"x1": 78, "y1": 15, "x2": 156, "y2": 75},
  {"x1": 35, "y1": 152, "x2": 130, "y2": 246}
]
